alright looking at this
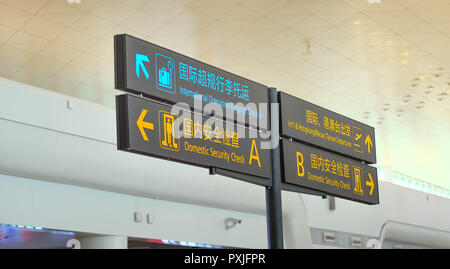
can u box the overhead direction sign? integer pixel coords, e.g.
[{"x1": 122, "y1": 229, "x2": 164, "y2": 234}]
[
  {"x1": 281, "y1": 139, "x2": 379, "y2": 205},
  {"x1": 116, "y1": 94, "x2": 272, "y2": 180},
  {"x1": 278, "y1": 92, "x2": 376, "y2": 164},
  {"x1": 114, "y1": 34, "x2": 270, "y2": 131}
]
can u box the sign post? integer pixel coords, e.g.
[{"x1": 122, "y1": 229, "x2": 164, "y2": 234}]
[
  {"x1": 266, "y1": 87, "x2": 284, "y2": 249},
  {"x1": 114, "y1": 34, "x2": 380, "y2": 250}
]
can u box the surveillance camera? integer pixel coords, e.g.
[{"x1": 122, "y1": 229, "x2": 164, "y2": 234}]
[{"x1": 225, "y1": 217, "x2": 242, "y2": 230}]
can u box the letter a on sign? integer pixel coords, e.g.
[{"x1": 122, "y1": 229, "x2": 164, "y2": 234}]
[{"x1": 249, "y1": 139, "x2": 261, "y2": 167}]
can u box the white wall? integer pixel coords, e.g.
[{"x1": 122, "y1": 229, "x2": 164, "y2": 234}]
[
  {"x1": 0, "y1": 173, "x2": 267, "y2": 248},
  {"x1": 0, "y1": 77, "x2": 312, "y2": 248},
  {"x1": 303, "y1": 182, "x2": 450, "y2": 238},
  {"x1": 1, "y1": 77, "x2": 449, "y2": 248}
]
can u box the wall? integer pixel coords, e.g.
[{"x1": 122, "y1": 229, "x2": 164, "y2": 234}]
[
  {"x1": 0, "y1": 173, "x2": 267, "y2": 248},
  {"x1": 1, "y1": 77, "x2": 449, "y2": 248},
  {"x1": 0, "y1": 77, "x2": 312, "y2": 248}
]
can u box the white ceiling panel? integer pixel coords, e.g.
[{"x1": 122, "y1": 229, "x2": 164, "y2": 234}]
[
  {"x1": 70, "y1": 13, "x2": 116, "y2": 37},
  {"x1": 54, "y1": 28, "x2": 97, "y2": 51},
  {"x1": 37, "y1": 42, "x2": 80, "y2": 63},
  {"x1": 88, "y1": 0, "x2": 136, "y2": 24},
  {"x1": 0, "y1": 0, "x2": 448, "y2": 190},
  {"x1": 0, "y1": 3, "x2": 32, "y2": 30},
  {"x1": 6, "y1": 31, "x2": 50, "y2": 53},
  {"x1": 0, "y1": 0, "x2": 48, "y2": 14},
  {"x1": 21, "y1": 16, "x2": 66, "y2": 41},
  {"x1": 241, "y1": 0, "x2": 287, "y2": 16}
]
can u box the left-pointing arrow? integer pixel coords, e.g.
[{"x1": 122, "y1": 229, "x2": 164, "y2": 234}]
[
  {"x1": 136, "y1": 53, "x2": 150, "y2": 79},
  {"x1": 137, "y1": 109, "x2": 153, "y2": 141}
]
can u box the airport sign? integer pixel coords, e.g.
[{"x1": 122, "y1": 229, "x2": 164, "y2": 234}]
[
  {"x1": 114, "y1": 34, "x2": 269, "y2": 130},
  {"x1": 278, "y1": 92, "x2": 376, "y2": 164},
  {"x1": 281, "y1": 139, "x2": 379, "y2": 205},
  {"x1": 116, "y1": 94, "x2": 272, "y2": 180}
]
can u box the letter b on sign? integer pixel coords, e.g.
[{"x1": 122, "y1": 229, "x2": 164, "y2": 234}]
[{"x1": 297, "y1": 152, "x2": 304, "y2": 177}]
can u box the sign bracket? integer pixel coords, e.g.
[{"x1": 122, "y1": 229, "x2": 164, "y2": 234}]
[
  {"x1": 281, "y1": 183, "x2": 327, "y2": 199},
  {"x1": 209, "y1": 167, "x2": 272, "y2": 188}
]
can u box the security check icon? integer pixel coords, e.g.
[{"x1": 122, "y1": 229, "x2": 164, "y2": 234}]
[{"x1": 159, "y1": 110, "x2": 179, "y2": 151}]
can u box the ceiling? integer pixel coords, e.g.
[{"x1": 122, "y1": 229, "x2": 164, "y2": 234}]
[{"x1": 0, "y1": 0, "x2": 449, "y2": 189}]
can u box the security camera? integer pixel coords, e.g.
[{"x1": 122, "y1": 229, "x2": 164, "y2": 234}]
[{"x1": 225, "y1": 217, "x2": 242, "y2": 230}]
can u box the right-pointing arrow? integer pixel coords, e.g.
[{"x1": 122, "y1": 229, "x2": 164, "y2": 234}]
[
  {"x1": 136, "y1": 53, "x2": 150, "y2": 79},
  {"x1": 366, "y1": 173, "x2": 374, "y2": 196}
]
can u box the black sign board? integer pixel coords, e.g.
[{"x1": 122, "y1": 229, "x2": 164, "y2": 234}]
[
  {"x1": 115, "y1": 34, "x2": 269, "y2": 130},
  {"x1": 116, "y1": 94, "x2": 272, "y2": 180},
  {"x1": 281, "y1": 139, "x2": 379, "y2": 205},
  {"x1": 279, "y1": 92, "x2": 376, "y2": 164}
]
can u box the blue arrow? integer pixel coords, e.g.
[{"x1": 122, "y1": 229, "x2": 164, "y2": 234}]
[{"x1": 136, "y1": 53, "x2": 150, "y2": 79}]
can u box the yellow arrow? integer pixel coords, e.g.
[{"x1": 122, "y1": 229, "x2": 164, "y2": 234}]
[
  {"x1": 365, "y1": 134, "x2": 373, "y2": 154},
  {"x1": 136, "y1": 109, "x2": 154, "y2": 141},
  {"x1": 366, "y1": 173, "x2": 374, "y2": 195}
]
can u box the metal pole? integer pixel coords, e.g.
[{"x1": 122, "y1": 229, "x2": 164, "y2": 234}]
[{"x1": 266, "y1": 87, "x2": 284, "y2": 249}]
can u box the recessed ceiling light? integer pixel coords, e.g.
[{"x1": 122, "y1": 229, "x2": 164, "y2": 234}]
[
  {"x1": 354, "y1": 20, "x2": 361, "y2": 25},
  {"x1": 67, "y1": 0, "x2": 81, "y2": 3},
  {"x1": 447, "y1": 89, "x2": 450, "y2": 94},
  {"x1": 401, "y1": 60, "x2": 408, "y2": 65},
  {"x1": 402, "y1": 52, "x2": 409, "y2": 56}
]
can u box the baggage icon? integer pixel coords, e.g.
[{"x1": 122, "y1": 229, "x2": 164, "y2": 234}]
[
  {"x1": 156, "y1": 53, "x2": 175, "y2": 93},
  {"x1": 159, "y1": 67, "x2": 171, "y2": 88}
]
